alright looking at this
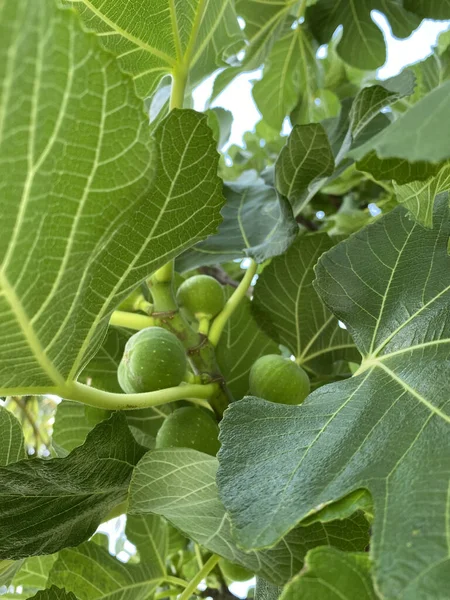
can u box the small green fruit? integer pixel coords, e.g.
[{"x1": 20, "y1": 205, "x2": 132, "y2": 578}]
[
  {"x1": 249, "y1": 354, "x2": 310, "y2": 405},
  {"x1": 118, "y1": 327, "x2": 187, "y2": 393},
  {"x1": 219, "y1": 558, "x2": 254, "y2": 582},
  {"x1": 155, "y1": 406, "x2": 220, "y2": 456},
  {"x1": 176, "y1": 275, "x2": 225, "y2": 321}
]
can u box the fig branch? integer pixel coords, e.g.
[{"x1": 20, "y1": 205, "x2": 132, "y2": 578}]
[
  {"x1": 208, "y1": 259, "x2": 258, "y2": 347},
  {"x1": 60, "y1": 381, "x2": 219, "y2": 410}
]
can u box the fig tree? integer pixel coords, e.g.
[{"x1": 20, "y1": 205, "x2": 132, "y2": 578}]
[
  {"x1": 249, "y1": 354, "x2": 310, "y2": 405},
  {"x1": 219, "y1": 558, "x2": 254, "y2": 582},
  {"x1": 118, "y1": 327, "x2": 187, "y2": 393},
  {"x1": 176, "y1": 275, "x2": 225, "y2": 321},
  {"x1": 155, "y1": 406, "x2": 220, "y2": 456}
]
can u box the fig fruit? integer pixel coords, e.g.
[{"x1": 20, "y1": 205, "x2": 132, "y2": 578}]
[
  {"x1": 249, "y1": 354, "x2": 310, "y2": 405},
  {"x1": 118, "y1": 327, "x2": 186, "y2": 393},
  {"x1": 155, "y1": 406, "x2": 220, "y2": 456}
]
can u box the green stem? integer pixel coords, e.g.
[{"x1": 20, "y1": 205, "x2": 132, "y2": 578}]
[
  {"x1": 110, "y1": 310, "x2": 155, "y2": 330},
  {"x1": 154, "y1": 590, "x2": 181, "y2": 599},
  {"x1": 61, "y1": 381, "x2": 219, "y2": 410},
  {"x1": 178, "y1": 554, "x2": 221, "y2": 600},
  {"x1": 197, "y1": 316, "x2": 210, "y2": 336},
  {"x1": 164, "y1": 576, "x2": 189, "y2": 589},
  {"x1": 208, "y1": 259, "x2": 258, "y2": 347},
  {"x1": 170, "y1": 66, "x2": 187, "y2": 110}
]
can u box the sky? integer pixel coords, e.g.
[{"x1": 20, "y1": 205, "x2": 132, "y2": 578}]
[
  {"x1": 193, "y1": 14, "x2": 450, "y2": 147},
  {"x1": 99, "y1": 15, "x2": 450, "y2": 600}
]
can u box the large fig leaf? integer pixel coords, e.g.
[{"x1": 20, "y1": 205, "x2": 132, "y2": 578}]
[
  {"x1": 0, "y1": 414, "x2": 146, "y2": 559},
  {"x1": 252, "y1": 233, "x2": 359, "y2": 377},
  {"x1": 218, "y1": 197, "x2": 450, "y2": 599},
  {"x1": 0, "y1": 0, "x2": 225, "y2": 396},
  {"x1": 128, "y1": 448, "x2": 369, "y2": 586},
  {"x1": 70, "y1": 0, "x2": 243, "y2": 99}
]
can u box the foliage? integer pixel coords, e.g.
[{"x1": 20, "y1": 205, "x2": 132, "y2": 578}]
[{"x1": 1, "y1": 1, "x2": 450, "y2": 599}]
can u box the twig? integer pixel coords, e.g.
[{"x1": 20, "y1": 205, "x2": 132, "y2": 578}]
[
  {"x1": 12, "y1": 396, "x2": 49, "y2": 451},
  {"x1": 198, "y1": 266, "x2": 240, "y2": 289}
]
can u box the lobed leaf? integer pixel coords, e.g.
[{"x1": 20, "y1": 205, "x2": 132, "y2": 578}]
[
  {"x1": 129, "y1": 448, "x2": 369, "y2": 585},
  {"x1": 252, "y1": 233, "x2": 359, "y2": 376},
  {"x1": 218, "y1": 197, "x2": 450, "y2": 598},
  {"x1": 0, "y1": 0, "x2": 225, "y2": 397},
  {"x1": 0, "y1": 414, "x2": 146, "y2": 559},
  {"x1": 178, "y1": 179, "x2": 298, "y2": 271}
]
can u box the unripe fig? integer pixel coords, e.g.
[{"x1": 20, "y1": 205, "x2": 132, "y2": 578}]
[
  {"x1": 118, "y1": 327, "x2": 187, "y2": 393},
  {"x1": 249, "y1": 354, "x2": 310, "y2": 405},
  {"x1": 176, "y1": 275, "x2": 225, "y2": 320},
  {"x1": 219, "y1": 558, "x2": 254, "y2": 582},
  {"x1": 155, "y1": 406, "x2": 220, "y2": 456}
]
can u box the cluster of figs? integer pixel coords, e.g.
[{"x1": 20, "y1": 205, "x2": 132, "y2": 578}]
[
  {"x1": 116, "y1": 273, "x2": 311, "y2": 580},
  {"x1": 118, "y1": 275, "x2": 310, "y2": 456}
]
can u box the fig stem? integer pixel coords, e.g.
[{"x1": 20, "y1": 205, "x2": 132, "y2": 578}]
[
  {"x1": 197, "y1": 316, "x2": 211, "y2": 336},
  {"x1": 109, "y1": 310, "x2": 155, "y2": 330},
  {"x1": 60, "y1": 381, "x2": 219, "y2": 410},
  {"x1": 208, "y1": 259, "x2": 258, "y2": 346},
  {"x1": 178, "y1": 554, "x2": 221, "y2": 600}
]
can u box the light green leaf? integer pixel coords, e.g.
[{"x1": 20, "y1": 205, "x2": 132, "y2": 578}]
[
  {"x1": 0, "y1": 0, "x2": 224, "y2": 398},
  {"x1": 52, "y1": 401, "x2": 96, "y2": 455},
  {"x1": 275, "y1": 124, "x2": 335, "y2": 214},
  {"x1": 13, "y1": 555, "x2": 57, "y2": 591},
  {"x1": 71, "y1": 0, "x2": 243, "y2": 100},
  {"x1": 252, "y1": 25, "x2": 319, "y2": 131},
  {"x1": 394, "y1": 162, "x2": 450, "y2": 227},
  {"x1": 0, "y1": 407, "x2": 25, "y2": 465},
  {"x1": 129, "y1": 448, "x2": 369, "y2": 585},
  {"x1": 252, "y1": 233, "x2": 359, "y2": 376},
  {"x1": 217, "y1": 196, "x2": 450, "y2": 598},
  {"x1": 0, "y1": 558, "x2": 23, "y2": 587},
  {"x1": 350, "y1": 80, "x2": 450, "y2": 164},
  {"x1": 126, "y1": 514, "x2": 168, "y2": 579},
  {"x1": 307, "y1": 0, "x2": 420, "y2": 70},
  {"x1": 216, "y1": 294, "x2": 279, "y2": 399},
  {"x1": 49, "y1": 542, "x2": 160, "y2": 600},
  {"x1": 27, "y1": 588, "x2": 79, "y2": 600},
  {"x1": 177, "y1": 179, "x2": 298, "y2": 271},
  {"x1": 280, "y1": 548, "x2": 378, "y2": 600},
  {"x1": 0, "y1": 414, "x2": 146, "y2": 559}
]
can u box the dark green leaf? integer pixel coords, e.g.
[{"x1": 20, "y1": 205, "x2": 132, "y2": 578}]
[
  {"x1": 252, "y1": 233, "x2": 359, "y2": 376},
  {"x1": 27, "y1": 587, "x2": 78, "y2": 600},
  {"x1": 129, "y1": 448, "x2": 369, "y2": 585},
  {"x1": 178, "y1": 179, "x2": 298, "y2": 271},
  {"x1": 280, "y1": 548, "x2": 378, "y2": 600},
  {"x1": 217, "y1": 197, "x2": 450, "y2": 598},
  {"x1": 275, "y1": 124, "x2": 335, "y2": 214},
  {"x1": 350, "y1": 81, "x2": 450, "y2": 164},
  {"x1": 307, "y1": 0, "x2": 420, "y2": 70},
  {"x1": 0, "y1": 414, "x2": 146, "y2": 559},
  {"x1": 405, "y1": 0, "x2": 450, "y2": 19}
]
